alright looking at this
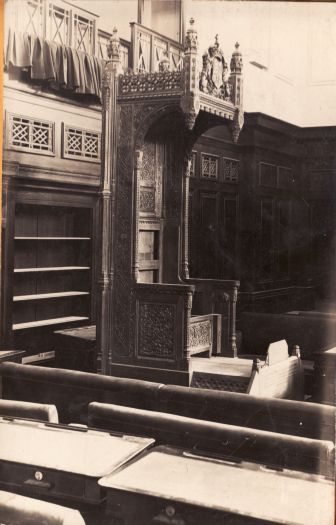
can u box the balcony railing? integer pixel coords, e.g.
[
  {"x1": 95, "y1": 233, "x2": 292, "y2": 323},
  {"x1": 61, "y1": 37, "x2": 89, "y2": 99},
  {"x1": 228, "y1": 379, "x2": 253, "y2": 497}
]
[
  {"x1": 6, "y1": 0, "x2": 98, "y2": 55},
  {"x1": 130, "y1": 22, "x2": 183, "y2": 73}
]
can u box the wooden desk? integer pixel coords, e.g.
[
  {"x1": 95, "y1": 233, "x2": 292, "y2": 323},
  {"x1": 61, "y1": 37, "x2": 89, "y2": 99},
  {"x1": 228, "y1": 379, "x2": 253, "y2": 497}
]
[
  {"x1": 99, "y1": 446, "x2": 334, "y2": 525},
  {"x1": 53, "y1": 326, "x2": 96, "y2": 372},
  {"x1": 0, "y1": 417, "x2": 154, "y2": 505}
]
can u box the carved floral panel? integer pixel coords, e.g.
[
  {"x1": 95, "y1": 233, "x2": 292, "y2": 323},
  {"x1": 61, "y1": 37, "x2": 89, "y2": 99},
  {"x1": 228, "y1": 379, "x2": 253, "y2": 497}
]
[
  {"x1": 138, "y1": 302, "x2": 175, "y2": 358},
  {"x1": 189, "y1": 320, "x2": 211, "y2": 348}
]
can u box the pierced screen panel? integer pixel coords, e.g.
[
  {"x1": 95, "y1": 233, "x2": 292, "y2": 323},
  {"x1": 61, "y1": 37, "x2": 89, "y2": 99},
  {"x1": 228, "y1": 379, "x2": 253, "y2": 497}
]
[
  {"x1": 63, "y1": 125, "x2": 101, "y2": 162},
  {"x1": 223, "y1": 157, "x2": 239, "y2": 183},
  {"x1": 7, "y1": 113, "x2": 54, "y2": 155},
  {"x1": 201, "y1": 154, "x2": 219, "y2": 180}
]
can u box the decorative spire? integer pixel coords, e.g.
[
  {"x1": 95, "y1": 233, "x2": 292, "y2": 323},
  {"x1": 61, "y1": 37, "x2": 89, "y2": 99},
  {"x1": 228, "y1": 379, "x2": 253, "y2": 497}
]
[
  {"x1": 230, "y1": 42, "x2": 243, "y2": 74},
  {"x1": 185, "y1": 17, "x2": 198, "y2": 52},
  {"x1": 106, "y1": 27, "x2": 122, "y2": 75}
]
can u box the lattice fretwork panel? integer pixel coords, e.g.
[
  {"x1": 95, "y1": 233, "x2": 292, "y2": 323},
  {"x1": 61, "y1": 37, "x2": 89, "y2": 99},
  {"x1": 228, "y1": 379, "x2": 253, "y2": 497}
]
[
  {"x1": 48, "y1": 3, "x2": 70, "y2": 46},
  {"x1": 223, "y1": 157, "x2": 239, "y2": 183},
  {"x1": 7, "y1": 113, "x2": 54, "y2": 155},
  {"x1": 191, "y1": 372, "x2": 249, "y2": 393},
  {"x1": 63, "y1": 125, "x2": 101, "y2": 162},
  {"x1": 201, "y1": 154, "x2": 219, "y2": 180},
  {"x1": 20, "y1": 0, "x2": 44, "y2": 36},
  {"x1": 73, "y1": 14, "x2": 94, "y2": 54}
]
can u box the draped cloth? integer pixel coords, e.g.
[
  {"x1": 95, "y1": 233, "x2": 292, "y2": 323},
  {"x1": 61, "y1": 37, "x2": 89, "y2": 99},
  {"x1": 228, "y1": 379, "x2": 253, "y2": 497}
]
[{"x1": 5, "y1": 29, "x2": 103, "y2": 98}]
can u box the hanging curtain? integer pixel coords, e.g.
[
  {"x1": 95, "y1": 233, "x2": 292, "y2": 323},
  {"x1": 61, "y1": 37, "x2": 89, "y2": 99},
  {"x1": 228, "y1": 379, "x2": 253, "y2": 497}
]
[{"x1": 5, "y1": 29, "x2": 103, "y2": 99}]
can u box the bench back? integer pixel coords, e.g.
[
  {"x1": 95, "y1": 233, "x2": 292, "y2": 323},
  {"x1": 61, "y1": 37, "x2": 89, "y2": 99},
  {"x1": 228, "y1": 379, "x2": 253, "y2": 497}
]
[
  {"x1": 0, "y1": 363, "x2": 163, "y2": 424},
  {"x1": 0, "y1": 399, "x2": 58, "y2": 423},
  {"x1": 88, "y1": 402, "x2": 335, "y2": 478},
  {"x1": 1, "y1": 363, "x2": 334, "y2": 443},
  {"x1": 158, "y1": 385, "x2": 335, "y2": 442}
]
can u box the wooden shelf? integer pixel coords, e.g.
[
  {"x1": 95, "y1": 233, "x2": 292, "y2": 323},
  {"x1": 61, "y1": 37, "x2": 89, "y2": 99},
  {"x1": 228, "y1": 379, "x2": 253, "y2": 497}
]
[
  {"x1": 15, "y1": 237, "x2": 91, "y2": 240},
  {"x1": 13, "y1": 316, "x2": 89, "y2": 331},
  {"x1": 13, "y1": 291, "x2": 90, "y2": 302},
  {"x1": 14, "y1": 266, "x2": 90, "y2": 273}
]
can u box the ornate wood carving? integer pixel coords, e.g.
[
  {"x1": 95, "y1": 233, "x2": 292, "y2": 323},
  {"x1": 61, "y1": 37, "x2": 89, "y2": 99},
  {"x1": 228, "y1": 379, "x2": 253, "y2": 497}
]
[
  {"x1": 138, "y1": 302, "x2": 176, "y2": 358},
  {"x1": 97, "y1": 35, "x2": 122, "y2": 373},
  {"x1": 139, "y1": 188, "x2": 156, "y2": 212},
  {"x1": 133, "y1": 149, "x2": 143, "y2": 281},
  {"x1": 120, "y1": 71, "x2": 182, "y2": 96},
  {"x1": 180, "y1": 18, "x2": 200, "y2": 131},
  {"x1": 189, "y1": 319, "x2": 211, "y2": 348},
  {"x1": 200, "y1": 35, "x2": 232, "y2": 101},
  {"x1": 229, "y1": 43, "x2": 244, "y2": 143}
]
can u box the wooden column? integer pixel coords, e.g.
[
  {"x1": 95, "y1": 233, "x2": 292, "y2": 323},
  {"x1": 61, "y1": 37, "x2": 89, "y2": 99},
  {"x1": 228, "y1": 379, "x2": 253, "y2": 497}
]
[
  {"x1": 132, "y1": 149, "x2": 143, "y2": 282},
  {"x1": 96, "y1": 29, "x2": 122, "y2": 374},
  {"x1": 228, "y1": 284, "x2": 239, "y2": 358},
  {"x1": 181, "y1": 154, "x2": 191, "y2": 279}
]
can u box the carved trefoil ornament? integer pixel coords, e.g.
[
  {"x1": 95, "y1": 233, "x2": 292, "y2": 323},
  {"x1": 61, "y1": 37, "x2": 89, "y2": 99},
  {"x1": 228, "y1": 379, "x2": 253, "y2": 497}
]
[{"x1": 200, "y1": 35, "x2": 232, "y2": 101}]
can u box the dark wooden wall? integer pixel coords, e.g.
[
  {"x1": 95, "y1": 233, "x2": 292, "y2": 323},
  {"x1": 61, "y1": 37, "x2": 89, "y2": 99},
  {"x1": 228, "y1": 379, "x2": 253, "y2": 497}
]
[{"x1": 189, "y1": 113, "x2": 336, "y2": 314}]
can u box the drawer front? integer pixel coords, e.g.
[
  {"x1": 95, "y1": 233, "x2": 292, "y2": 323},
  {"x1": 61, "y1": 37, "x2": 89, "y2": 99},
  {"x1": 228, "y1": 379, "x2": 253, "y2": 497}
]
[
  {"x1": 0, "y1": 461, "x2": 101, "y2": 503},
  {"x1": 106, "y1": 491, "x2": 277, "y2": 525}
]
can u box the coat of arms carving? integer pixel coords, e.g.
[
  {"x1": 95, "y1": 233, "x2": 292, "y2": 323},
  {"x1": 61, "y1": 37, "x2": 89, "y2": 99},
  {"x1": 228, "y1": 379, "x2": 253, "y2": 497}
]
[{"x1": 200, "y1": 35, "x2": 232, "y2": 101}]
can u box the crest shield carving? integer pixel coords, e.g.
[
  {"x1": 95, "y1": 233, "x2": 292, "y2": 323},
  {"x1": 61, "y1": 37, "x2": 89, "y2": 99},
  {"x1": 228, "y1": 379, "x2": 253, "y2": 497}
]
[{"x1": 200, "y1": 35, "x2": 232, "y2": 101}]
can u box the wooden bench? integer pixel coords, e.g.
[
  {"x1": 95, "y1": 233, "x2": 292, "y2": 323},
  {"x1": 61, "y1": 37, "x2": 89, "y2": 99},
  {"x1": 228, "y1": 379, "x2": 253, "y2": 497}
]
[
  {"x1": 0, "y1": 362, "x2": 164, "y2": 424},
  {"x1": 0, "y1": 399, "x2": 58, "y2": 423},
  {"x1": 88, "y1": 402, "x2": 335, "y2": 478},
  {"x1": 0, "y1": 363, "x2": 334, "y2": 442}
]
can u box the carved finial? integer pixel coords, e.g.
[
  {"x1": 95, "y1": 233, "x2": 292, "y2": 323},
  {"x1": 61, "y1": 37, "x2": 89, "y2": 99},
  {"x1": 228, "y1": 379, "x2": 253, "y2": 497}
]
[
  {"x1": 230, "y1": 41, "x2": 243, "y2": 74},
  {"x1": 107, "y1": 27, "x2": 120, "y2": 61},
  {"x1": 185, "y1": 17, "x2": 198, "y2": 52},
  {"x1": 215, "y1": 34, "x2": 219, "y2": 46}
]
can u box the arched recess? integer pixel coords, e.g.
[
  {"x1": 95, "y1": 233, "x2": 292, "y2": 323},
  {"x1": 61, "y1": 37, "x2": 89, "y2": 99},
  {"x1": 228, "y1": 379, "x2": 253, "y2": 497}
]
[
  {"x1": 133, "y1": 105, "x2": 240, "y2": 286},
  {"x1": 186, "y1": 123, "x2": 241, "y2": 280}
]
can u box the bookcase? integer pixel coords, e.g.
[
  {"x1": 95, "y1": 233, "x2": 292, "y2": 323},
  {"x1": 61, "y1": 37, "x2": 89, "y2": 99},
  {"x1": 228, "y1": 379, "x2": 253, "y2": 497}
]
[{"x1": 10, "y1": 202, "x2": 95, "y2": 360}]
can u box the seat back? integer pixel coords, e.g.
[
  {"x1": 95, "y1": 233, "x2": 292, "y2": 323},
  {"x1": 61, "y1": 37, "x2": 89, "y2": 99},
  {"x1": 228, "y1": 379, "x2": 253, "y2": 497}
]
[
  {"x1": 0, "y1": 399, "x2": 58, "y2": 423},
  {"x1": 88, "y1": 402, "x2": 335, "y2": 478},
  {"x1": 157, "y1": 385, "x2": 335, "y2": 442},
  {"x1": 0, "y1": 362, "x2": 163, "y2": 424}
]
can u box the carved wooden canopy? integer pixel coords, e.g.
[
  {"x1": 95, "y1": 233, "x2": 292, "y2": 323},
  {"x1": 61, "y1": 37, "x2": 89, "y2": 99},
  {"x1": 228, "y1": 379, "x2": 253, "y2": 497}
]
[{"x1": 105, "y1": 19, "x2": 244, "y2": 144}]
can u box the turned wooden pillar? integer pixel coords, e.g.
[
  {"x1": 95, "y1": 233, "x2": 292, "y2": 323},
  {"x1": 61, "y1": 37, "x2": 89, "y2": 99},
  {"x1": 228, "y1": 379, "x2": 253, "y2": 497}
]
[
  {"x1": 132, "y1": 149, "x2": 143, "y2": 282},
  {"x1": 181, "y1": 154, "x2": 192, "y2": 280},
  {"x1": 228, "y1": 284, "x2": 239, "y2": 358},
  {"x1": 96, "y1": 29, "x2": 122, "y2": 374}
]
